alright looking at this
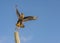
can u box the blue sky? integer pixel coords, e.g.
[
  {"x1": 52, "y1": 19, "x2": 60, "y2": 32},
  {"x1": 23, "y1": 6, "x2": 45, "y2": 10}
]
[{"x1": 0, "y1": 0, "x2": 60, "y2": 43}]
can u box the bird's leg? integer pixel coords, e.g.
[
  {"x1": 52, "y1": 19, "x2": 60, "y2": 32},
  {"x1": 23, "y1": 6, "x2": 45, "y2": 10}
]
[{"x1": 15, "y1": 26, "x2": 20, "y2": 31}]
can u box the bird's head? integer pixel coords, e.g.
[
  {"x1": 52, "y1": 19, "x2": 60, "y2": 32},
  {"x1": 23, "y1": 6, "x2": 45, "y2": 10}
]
[{"x1": 20, "y1": 13, "x2": 24, "y2": 18}]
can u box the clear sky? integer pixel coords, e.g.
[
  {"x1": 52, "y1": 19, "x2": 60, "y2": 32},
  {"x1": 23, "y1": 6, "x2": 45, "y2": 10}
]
[{"x1": 0, "y1": 0, "x2": 60, "y2": 43}]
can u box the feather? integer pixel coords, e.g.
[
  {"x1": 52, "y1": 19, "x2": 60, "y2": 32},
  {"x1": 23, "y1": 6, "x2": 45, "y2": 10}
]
[{"x1": 23, "y1": 16, "x2": 37, "y2": 22}]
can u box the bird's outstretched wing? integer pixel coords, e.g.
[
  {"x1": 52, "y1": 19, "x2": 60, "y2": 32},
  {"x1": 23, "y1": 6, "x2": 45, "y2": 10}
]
[
  {"x1": 16, "y1": 8, "x2": 20, "y2": 17},
  {"x1": 24, "y1": 16, "x2": 37, "y2": 22}
]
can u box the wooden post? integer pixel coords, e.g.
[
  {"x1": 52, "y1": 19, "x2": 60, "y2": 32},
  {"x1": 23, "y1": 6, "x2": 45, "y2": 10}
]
[{"x1": 14, "y1": 32, "x2": 20, "y2": 43}]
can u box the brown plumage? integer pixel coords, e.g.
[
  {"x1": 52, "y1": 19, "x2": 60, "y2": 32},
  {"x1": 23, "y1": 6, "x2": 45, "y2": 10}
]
[{"x1": 16, "y1": 8, "x2": 37, "y2": 28}]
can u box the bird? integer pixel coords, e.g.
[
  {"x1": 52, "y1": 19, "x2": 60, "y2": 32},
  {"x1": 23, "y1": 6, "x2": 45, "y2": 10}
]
[{"x1": 16, "y1": 8, "x2": 37, "y2": 28}]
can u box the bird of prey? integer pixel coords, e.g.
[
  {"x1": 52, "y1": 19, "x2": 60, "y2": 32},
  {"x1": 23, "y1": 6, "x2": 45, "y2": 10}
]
[{"x1": 16, "y1": 8, "x2": 37, "y2": 28}]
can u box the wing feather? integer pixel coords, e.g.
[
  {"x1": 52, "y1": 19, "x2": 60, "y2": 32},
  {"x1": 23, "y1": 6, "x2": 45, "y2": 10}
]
[
  {"x1": 16, "y1": 8, "x2": 20, "y2": 17},
  {"x1": 24, "y1": 16, "x2": 37, "y2": 22}
]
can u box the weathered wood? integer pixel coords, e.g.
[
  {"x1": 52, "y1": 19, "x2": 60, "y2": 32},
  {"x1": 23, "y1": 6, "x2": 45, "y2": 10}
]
[{"x1": 14, "y1": 32, "x2": 20, "y2": 43}]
